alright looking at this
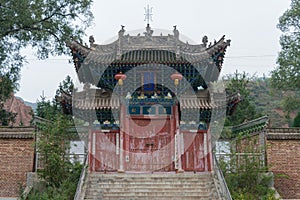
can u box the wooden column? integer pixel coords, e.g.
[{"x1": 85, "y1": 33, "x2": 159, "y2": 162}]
[
  {"x1": 88, "y1": 128, "x2": 93, "y2": 171},
  {"x1": 172, "y1": 105, "x2": 178, "y2": 170},
  {"x1": 89, "y1": 129, "x2": 96, "y2": 172},
  {"x1": 124, "y1": 107, "x2": 130, "y2": 171},
  {"x1": 204, "y1": 132, "x2": 208, "y2": 171},
  {"x1": 175, "y1": 104, "x2": 184, "y2": 173},
  {"x1": 207, "y1": 130, "x2": 212, "y2": 171},
  {"x1": 118, "y1": 105, "x2": 125, "y2": 173}
]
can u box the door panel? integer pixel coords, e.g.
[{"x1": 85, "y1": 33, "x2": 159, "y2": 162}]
[
  {"x1": 182, "y1": 132, "x2": 205, "y2": 171},
  {"x1": 127, "y1": 118, "x2": 174, "y2": 171},
  {"x1": 93, "y1": 132, "x2": 118, "y2": 172}
]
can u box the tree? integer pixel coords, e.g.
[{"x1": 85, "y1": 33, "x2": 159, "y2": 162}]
[
  {"x1": 224, "y1": 71, "x2": 259, "y2": 127},
  {"x1": 294, "y1": 112, "x2": 300, "y2": 127},
  {"x1": 31, "y1": 101, "x2": 81, "y2": 199},
  {"x1": 281, "y1": 95, "x2": 300, "y2": 120},
  {"x1": 55, "y1": 75, "x2": 74, "y2": 115},
  {"x1": 0, "y1": 0, "x2": 93, "y2": 124},
  {"x1": 271, "y1": 0, "x2": 300, "y2": 90},
  {"x1": 28, "y1": 78, "x2": 80, "y2": 199},
  {"x1": 219, "y1": 136, "x2": 278, "y2": 200},
  {"x1": 36, "y1": 113, "x2": 76, "y2": 187},
  {"x1": 0, "y1": 73, "x2": 18, "y2": 125},
  {"x1": 36, "y1": 76, "x2": 74, "y2": 119}
]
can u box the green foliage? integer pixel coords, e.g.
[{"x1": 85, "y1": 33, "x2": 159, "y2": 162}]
[
  {"x1": 36, "y1": 96, "x2": 60, "y2": 120},
  {"x1": 36, "y1": 113, "x2": 75, "y2": 187},
  {"x1": 294, "y1": 112, "x2": 300, "y2": 127},
  {"x1": 54, "y1": 75, "x2": 74, "y2": 115},
  {"x1": 56, "y1": 75, "x2": 74, "y2": 97},
  {"x1": 0, "y1": 72, "x2": 19, "y2": 125},
  {"x1": 220, "y1": 138, "x2": 278, "y2": 200},
  {"x1": 0, "y1": 103, "x2": 16, "y2": 126},
  {"x1": 224, "y1": 71, "x2": 261, "y2": 126},
  {"x1": 36, "y1": 76, "x2": 74, "y2": 119},
  {"x1": 282, "y1": 95, "x2": 300, "y2": 120},
  {"x1": 27, "y1": 162, "x2": 82, "y2": 200},
  {"x1": 246, "y1": 77, "x2": 300, "y2": 127},
  {"x1": 27, "y1": 76, "x2": 80, "y2": 199},
  {"x1": 29, "y1": 100, "x2": 80, "y2": 199},
  {"x1": 0, "y1": 0, "x2": 93, "y2": 124},
  {"x1": 271, "y1": 0, "x2": 300, "y2": 90},
  {"x1": 0, "y1": 0, "x2": 93, "y2": 60}
]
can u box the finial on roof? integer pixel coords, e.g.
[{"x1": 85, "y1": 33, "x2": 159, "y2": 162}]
[
  {"x1": 118, "y1": 25, "x2": 125, "y2": 38},
  {"x1": 173, "y1": 25, "x2": 179, "y2": 40},
  {"x1": 89, "y1": 35, "x2": 95, "y2": 47},
  {"x1": 202, "y1": 36, "x2": 208, "y2": 47},
  {"x1": 144, "y1": 4, "x2": 153, "y2": 25},
  {"x1": 144, "y1": 23, "x2": 153, "y2": 37}
]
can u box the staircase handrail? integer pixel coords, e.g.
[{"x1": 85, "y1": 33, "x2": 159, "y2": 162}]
[
  {"x1": 213, "y1": 154, "x2": 232, "y2": 200},
  {"x1": 74, "y1": 154, "x2": 88, "y2": 200}
]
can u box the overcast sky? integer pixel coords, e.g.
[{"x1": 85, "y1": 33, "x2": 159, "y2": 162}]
[{"x1": 16, "y1": 0, "x2": 291, "y2": 102}]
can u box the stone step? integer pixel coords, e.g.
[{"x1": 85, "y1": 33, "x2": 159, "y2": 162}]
[
  {"x1": 87, "y1": 185, "x2": 213, "y2": 190},
  {"x1": 89, "y1": 180, "x2": 212, "y2": 185},
  {"x1": 89, "y1": 177, "x2": 212, "y2": 183},
  {"x1": 89, "y1": 184, "x2": 213, "y2": 191},
  {"x1": 89, "y1": 173, "x2": 212, "y2": 178},
  {"x1": 87, "y1": 188, "x2": 212, "y2": 193},
  {"x1": 84, "y1": 197, "x2": 214, "y2": 200},
  {"x1": 89, "y1": 178, "x2": 212, "y2": 182},
  {"x1": 90, "y1": 177, "x2": 211, "y2": 181},
  {"x1": 88, "y1": 186, "x2": 211, "y2": 191},
  {"x1": 83, "y1": 172, "x2": 220, "y2": 200},
  {"x1": 98, "y1": 190, "x2": 212, "y2": 195}
]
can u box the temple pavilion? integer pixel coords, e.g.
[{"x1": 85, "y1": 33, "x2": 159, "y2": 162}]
[{"x1": 65, "y1": 24, "x2": 238, "y2": 173}]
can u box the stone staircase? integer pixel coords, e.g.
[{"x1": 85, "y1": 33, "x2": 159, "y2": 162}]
[{"x1": 83, "y1": 173, "x2": 221, "y2": 200}]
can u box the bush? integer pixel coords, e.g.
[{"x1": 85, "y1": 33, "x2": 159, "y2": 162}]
[
  {"x1": 219, "y1": 138, "x2": 279, "y2": 200},
  {"x1": 293, "y1": 112, "x2": 300, "y2": 127}
]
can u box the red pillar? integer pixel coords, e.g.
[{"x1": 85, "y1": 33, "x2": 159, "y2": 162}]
[{"x1": 118, "y1": 104, "x2": 126, "y2": 172}]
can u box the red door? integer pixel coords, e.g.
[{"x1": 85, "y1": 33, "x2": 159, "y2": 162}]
[
  {"x1": 126, "y1": 118, "x2": 175, "y2": 172},
  {"x1": 181, "y1": 131, "x2": 205, "y2": 172},
  {"x1": 90, "y1": 131, "x2": 119, "y2": 172}
]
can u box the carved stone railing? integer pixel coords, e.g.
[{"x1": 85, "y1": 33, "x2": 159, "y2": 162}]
[
  {"x1": 74, "y1": 155, "x2": 88, "y2": 200},
  {"x1": 213, "y1": 154, "x2": 232, "y2": 200}
]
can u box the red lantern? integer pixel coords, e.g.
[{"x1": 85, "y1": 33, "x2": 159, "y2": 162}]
[
  {"x1": 171, "y1": 72, "x2": 183, "y2": 86},
  {"x1": 114, "y1": 72, "x2": 127, "y2": 85}
]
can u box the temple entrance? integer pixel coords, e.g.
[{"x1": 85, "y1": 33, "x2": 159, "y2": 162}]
[{"x1": 125, "y1": 109, "x2": 176, "y2": 172}]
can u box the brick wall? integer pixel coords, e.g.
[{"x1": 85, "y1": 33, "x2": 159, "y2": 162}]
[
  {"x1": 266, "y1": 128, "x2": 300, "y2": 199},
  {"x1": 266, "y1": 139, "x2": 300, "y2": 199},
  {"x1": 0, "y1": 127, "x2": 35, "y2": 198}
]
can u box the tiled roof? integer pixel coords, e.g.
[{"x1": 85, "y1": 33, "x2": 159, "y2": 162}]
[
  {"x1": 266, "y1": 128, "x2": 300, "y2": 140},
  {"x1": 67, "y1": 26, "x2": 230, "y2": 86},
  {"x1": 232, "y1": 116, "x2": 269, "y2": 135},
  {"x1": 0, "y1": 127, "x2": 34, "y2": 139},
  {"x1": 73, "y1": 96, "x2": 120, "y2": 110}
]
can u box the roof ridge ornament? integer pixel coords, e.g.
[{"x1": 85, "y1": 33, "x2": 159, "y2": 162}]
[
  {"x1": 202, "y1": 36, "x2": 208, "y2": 47},
  {"x1": 118, "y1": 25, "x2": 125, "y2": 38},
  {"x1": 144, "y1": 24, "x2": 154, "y2": 38},
  {"x1": 144, "y1": 4, "x2": 153, "y2": 26},
  {"x1": 89, "y1": 35, "x2": 95, "y2": 47},
  {"x1": 173, "y1": 25, "x2": 179, "y2": 40}
]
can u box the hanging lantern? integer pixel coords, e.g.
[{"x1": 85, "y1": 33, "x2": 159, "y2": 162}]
[
  {"x1": 114, "y1": 72, "x2": 127, "y2": 85},
  {"x1": 171, "y1": 72, "x2": 183, "y2": 86}
]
